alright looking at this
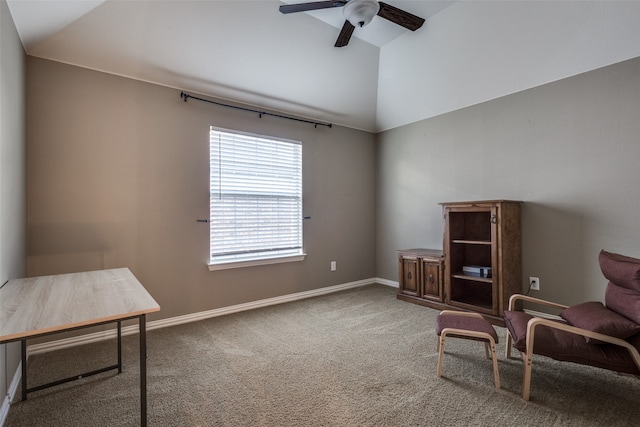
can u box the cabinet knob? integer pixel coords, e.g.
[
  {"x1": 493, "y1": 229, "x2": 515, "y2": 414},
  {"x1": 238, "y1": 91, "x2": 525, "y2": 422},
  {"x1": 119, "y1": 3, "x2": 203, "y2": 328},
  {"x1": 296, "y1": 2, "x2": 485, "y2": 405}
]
[
  {"x1": 490, "y1": 214, "x2": 497, "y2": 224},
  {"x1": 407, "y1": 271, "x2": 412, "y2": 279},
  {"x1": 429, "y1": 274, "x2": 434, "y2": 283}
]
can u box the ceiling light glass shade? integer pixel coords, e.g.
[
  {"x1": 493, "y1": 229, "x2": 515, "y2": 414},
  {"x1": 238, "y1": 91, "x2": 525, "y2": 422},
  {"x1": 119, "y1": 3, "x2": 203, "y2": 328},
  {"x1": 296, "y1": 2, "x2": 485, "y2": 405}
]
[{"x1": 343, "y1": 0, "x2": 380, "y2": 28}]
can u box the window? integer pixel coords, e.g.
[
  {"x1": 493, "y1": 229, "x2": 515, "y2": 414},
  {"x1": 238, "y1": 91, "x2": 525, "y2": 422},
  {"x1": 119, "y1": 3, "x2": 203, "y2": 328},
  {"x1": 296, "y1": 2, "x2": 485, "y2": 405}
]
[{"x1": 209, "y1": 127, "x2": 304, "y2": 270}]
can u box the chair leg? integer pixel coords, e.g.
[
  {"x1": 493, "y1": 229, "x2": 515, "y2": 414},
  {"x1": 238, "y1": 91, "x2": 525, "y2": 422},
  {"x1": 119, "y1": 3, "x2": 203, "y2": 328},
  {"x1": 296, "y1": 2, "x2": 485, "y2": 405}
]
[
  {"x1": 522, "y1": 352, "x2": 533, "y2": 400},
  {"x1": 484, "y1": 342, "x2": 490, "y2": 359},
  {"x1": 505, "y1": 331, "x2": 513, "y2": 359},
  {"x1": 437, "y1": 335, "x2": 446, "y2": 378},
  {"x1": 489, "y1": 338, "x2": 500, "y2": 389}
]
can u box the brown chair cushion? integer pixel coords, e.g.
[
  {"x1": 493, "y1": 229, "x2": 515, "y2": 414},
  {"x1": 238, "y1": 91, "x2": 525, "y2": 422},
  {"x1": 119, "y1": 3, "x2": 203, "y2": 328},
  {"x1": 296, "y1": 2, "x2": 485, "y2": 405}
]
[
  {"x1": 503, "y1": 310, "x2": 566, "y2": 351},
  {"x1": 599, "y1": 250, "x2": 640, "y2": 291},
  {"x1": 605, "y1": 282, "x2": 640, "y2": 324},
  {"x1": 560, "y1": 301, "x2": 640, "y2": 344},
  {"x1": 503, "y1": 310, "x2": 640, "y2": 375}
]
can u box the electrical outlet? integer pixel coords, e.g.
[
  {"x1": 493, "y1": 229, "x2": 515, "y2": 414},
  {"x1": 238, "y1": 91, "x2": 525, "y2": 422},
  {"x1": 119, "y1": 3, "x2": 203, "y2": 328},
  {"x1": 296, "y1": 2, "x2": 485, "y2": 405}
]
[
  {"x1": 331, "y1": 261, "x2": 337, "y2": 271},
  {"x1": 529, "y1": 277, "x2": 540, "y2": 291}
]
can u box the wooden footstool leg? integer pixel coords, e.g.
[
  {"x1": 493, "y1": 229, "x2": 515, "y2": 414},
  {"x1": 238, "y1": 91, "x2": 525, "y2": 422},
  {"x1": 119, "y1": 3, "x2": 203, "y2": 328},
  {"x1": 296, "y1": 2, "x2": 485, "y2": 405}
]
[
  {"x1": 437, "y1": 334, "x2": 446, "y2": 378},
  {"x1": 435, "y1": 311, "x2": 501, "y2": 390}
]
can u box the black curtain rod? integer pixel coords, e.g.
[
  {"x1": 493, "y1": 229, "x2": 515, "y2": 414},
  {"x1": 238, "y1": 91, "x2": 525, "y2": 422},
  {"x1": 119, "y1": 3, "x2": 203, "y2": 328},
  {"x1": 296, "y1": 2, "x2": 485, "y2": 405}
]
[{"x1": 180, "y1": 92, "x2": 332, "y2": 129}]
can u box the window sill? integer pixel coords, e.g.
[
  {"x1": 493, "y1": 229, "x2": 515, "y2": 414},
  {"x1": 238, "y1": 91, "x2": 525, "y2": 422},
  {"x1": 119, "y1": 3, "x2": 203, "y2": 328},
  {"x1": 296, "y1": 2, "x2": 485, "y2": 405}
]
[{"x1": 208, "y1": 253, "x2": 307, "y2": 271}]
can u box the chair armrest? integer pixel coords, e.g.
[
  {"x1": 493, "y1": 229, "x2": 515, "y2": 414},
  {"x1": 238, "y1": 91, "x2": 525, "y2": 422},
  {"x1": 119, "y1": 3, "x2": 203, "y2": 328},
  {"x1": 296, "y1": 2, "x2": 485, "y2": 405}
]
[{"x1": 508, "y1": 294, "x2": 569, "y2": 312}]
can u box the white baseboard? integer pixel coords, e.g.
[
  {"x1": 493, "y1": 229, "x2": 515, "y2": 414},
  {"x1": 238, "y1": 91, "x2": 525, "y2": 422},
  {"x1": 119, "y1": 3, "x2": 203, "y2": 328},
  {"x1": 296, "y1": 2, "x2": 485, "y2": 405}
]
[
  {"x1": 0, "y1": 360, "x2": 21, "y2": 427},
  {"x1": 0, "y1": 277, "x2": 389, "y2": 427},
  {"x1": 28, "y1": 277, "x2": 381, "y2": 355},
  {"x1": 374, "y1": 277, "x2": 398, "y2": 288},
  {"x1": 523, "y1": 308, "x2": 561, "y2": 320}
]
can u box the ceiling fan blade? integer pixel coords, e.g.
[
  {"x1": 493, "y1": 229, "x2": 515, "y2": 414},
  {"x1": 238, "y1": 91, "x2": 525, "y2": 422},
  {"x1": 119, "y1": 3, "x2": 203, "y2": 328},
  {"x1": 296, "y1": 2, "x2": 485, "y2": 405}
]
[
  {"x1": 334, "y1": 20, "x2": 355, "y2": 47},
  {"x1": 279, "y1": 1, "x2": 348, "y2": 14},
  {"x1": 377, "y1": 1, "x2": 425, "y2": 31}
]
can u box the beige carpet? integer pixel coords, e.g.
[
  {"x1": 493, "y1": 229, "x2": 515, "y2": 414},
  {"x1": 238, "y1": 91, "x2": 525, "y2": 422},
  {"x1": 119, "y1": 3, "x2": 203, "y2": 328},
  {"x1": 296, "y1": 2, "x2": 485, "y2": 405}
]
[{"x1": 5, "y1": 284, "x2": 640, "y2": 426}]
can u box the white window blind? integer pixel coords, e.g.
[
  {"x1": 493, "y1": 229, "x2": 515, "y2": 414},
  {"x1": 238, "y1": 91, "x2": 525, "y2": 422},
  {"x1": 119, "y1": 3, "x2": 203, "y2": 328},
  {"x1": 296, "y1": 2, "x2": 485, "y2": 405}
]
[{"x1": 209, "y1": 127, "x2": 303, "y2": 266}]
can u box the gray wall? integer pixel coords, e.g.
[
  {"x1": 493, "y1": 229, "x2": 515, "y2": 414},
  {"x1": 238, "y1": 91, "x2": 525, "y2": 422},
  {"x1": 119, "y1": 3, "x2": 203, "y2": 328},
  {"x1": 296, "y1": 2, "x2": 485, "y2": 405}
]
[
  {"x1": 377, "y1": 56, "x2": 640, "y2": 305},
  {"x1": 26, "y1": 57, "x2": 377, "y2": 322},
  {"x1": 0, "y1": 0, "x2": 26, "y2": 410},
  {"x1": 10, "y1": 10, "x2": 640, "y2": 404}
]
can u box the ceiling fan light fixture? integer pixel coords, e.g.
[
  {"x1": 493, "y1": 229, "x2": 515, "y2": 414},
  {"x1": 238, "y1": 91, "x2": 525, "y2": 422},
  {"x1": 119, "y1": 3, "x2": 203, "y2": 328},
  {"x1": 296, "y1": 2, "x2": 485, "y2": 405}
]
[{"x1": 343, "y1": 0, "x2": 380, "y2": 28}]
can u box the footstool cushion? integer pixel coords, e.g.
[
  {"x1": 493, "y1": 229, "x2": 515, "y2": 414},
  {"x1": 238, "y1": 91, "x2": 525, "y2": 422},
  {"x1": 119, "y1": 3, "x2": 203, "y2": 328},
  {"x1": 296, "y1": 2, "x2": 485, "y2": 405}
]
[
  {"x1": 436, "y1": 313, "x2": 499, "y2": 343},
  {"x1": 435, "y1": 310, "x2": 501, "y2": 389}
]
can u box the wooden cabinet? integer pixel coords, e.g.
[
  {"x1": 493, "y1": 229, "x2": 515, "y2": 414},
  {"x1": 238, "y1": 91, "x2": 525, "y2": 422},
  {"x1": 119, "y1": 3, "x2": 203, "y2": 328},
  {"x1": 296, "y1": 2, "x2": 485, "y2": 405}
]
[
  {"x1": 441, "y1": 200, "x2": 522, "y2": 325},
  {"x1": 397, "y1": 249, "x2": 444, "y2": 304},
  {"x1": 396, "y1": 201, "x2": 522, "y2": 326}
]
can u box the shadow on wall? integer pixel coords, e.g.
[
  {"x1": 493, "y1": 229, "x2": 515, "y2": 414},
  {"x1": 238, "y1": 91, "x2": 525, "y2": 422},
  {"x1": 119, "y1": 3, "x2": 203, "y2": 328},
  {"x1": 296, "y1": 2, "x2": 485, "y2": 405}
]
[
  {"x1": 27, "y1": 223, "x2": 130, "y2": 276},
  {"x1": 521, "y1": 202, "x2": 594, "y2": 303}
]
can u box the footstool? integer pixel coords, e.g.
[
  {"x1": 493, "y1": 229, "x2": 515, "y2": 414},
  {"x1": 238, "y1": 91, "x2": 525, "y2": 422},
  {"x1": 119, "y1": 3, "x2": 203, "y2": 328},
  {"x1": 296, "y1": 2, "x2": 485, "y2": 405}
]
[{"x1": 435, "y1": 310, "x2": 500, "y2": 389}]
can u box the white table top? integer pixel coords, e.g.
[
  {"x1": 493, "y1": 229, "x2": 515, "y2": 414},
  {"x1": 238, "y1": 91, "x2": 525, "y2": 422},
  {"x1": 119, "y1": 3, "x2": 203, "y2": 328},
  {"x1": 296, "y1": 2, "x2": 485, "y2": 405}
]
[{"x1": 0, "y1": 268, "x2": 160, "y2": 342}]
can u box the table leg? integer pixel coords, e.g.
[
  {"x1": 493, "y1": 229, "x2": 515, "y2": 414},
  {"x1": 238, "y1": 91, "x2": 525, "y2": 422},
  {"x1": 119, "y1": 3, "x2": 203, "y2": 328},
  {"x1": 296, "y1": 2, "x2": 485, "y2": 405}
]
[
  {"x1": 21, "y1": 340, "x2": 27, "y2": 401},
  {"x1": 139, "y1": 314, "x2": 147, "y2": 427},
  {"x1": 117, "y1": 320, "x2": 122, "y2": 374}
]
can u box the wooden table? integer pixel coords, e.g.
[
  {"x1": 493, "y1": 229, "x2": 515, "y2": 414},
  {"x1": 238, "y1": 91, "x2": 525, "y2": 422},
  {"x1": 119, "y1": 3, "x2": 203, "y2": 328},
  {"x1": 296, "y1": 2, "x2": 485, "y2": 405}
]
[{"x1": 0, "y1": 268, "x2": 160, "y2": 426}]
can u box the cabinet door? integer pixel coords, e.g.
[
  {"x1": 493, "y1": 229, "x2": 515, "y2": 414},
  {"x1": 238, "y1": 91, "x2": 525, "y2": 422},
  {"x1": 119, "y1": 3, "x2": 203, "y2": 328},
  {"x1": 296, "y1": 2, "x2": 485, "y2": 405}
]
[
  {"x1": 421, "y1": 261, "x2": 441, "y2": 301},
  {"x1": 443, "y1": 205, "x2": 498, "y2": 315},
  {"x1": 399, "y1": 256, "x2": 420, "y2": 297}
]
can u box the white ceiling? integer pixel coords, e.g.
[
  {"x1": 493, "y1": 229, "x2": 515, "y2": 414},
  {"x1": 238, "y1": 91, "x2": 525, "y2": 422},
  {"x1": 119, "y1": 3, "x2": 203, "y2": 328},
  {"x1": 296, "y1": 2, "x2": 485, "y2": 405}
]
[
  {"x1": 7, "y1": 0, "x2": 454, "y2": 132},
  {"x1": 7, "y1": 1, "x2": 640, "y2": 132}
]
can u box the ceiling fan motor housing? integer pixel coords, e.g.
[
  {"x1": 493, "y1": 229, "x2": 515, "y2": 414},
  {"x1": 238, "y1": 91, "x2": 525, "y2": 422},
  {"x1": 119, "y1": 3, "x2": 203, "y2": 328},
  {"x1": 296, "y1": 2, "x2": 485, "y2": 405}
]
[{"x1": 343, "y1": 0, "x2": 380, "y2": 27}]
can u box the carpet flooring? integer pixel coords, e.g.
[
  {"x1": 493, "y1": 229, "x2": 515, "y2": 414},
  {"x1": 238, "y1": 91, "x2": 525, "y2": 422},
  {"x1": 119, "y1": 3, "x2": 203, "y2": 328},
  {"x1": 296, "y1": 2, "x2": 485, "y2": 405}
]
[{"x1": 5, "y1": 284, "x2": 640, "y2": 426}]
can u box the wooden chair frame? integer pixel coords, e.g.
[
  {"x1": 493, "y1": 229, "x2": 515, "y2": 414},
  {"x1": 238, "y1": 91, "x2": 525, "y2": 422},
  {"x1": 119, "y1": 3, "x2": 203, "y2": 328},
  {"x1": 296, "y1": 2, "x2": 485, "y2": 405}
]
[{"x1": 505, "y1": 294, "x2": 640, "y2": 400}]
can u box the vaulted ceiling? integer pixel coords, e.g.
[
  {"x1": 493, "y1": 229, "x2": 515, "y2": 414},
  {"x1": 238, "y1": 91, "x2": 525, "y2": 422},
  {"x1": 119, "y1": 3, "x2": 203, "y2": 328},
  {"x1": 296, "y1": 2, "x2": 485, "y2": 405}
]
[{"x1": 7, "y1": 1, "x2": 640, "y2": 132}]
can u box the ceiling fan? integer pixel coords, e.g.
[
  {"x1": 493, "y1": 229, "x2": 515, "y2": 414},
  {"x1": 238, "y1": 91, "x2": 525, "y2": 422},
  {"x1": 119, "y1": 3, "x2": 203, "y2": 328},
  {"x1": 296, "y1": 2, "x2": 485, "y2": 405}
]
[{"x1": 279, "y1": 0, "x2": 425, "y2": 47}]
